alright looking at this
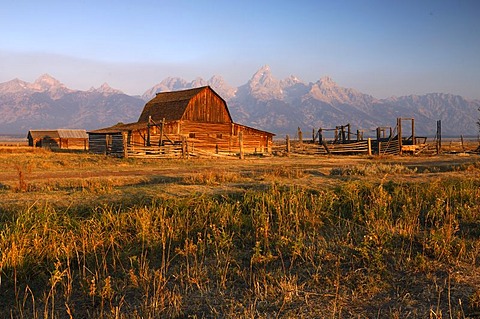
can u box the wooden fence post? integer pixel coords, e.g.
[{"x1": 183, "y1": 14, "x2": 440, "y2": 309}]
[
  {"x1": 397, "y1": 117, "x2": 403, "y2": 155},
  {"x1": 411, "y1": 118, "x2": 415, "y2": 145},
  {"x1": 239, "y1": 131, "x2": 244, "y2": 159},
  {"x1": 159, "y1": 118, "x2": 165, "y2": 146},
  {"x1": 298, "y1": 127, "x2": 303, "y2": 144},
  {"x1": 182, "y1": 137, "x2": 186, "y2": 159},
  {"x1": 436, "y1": 120, "x2": 442, "y2": 154},
  {"x1": 368, "y1": 138, "x2": 372, "y2": 156},
  {"x1": 286, "y1": 135, "x2": 290, "y2": 156},
  {"x1": 312, "y1": 128, "x2": 316, "y2": 143},
  {"x1": 123, "y1": 132, "x2": 128, "y2": 158}
]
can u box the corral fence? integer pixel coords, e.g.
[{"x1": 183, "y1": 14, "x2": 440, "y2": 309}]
[{"x1": 273, "y1": 119, "x2": 480, "y2": 157}]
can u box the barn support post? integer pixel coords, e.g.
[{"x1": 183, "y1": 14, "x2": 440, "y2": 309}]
[
  {"x1": 368, "y1": 138, "x2": 372, "y2": 156},
  {"x1": 286, "y1": 135, "x2": 291, "y2": 155},
  {"x1": 122, "y1": 132, "x2": 128, "y2": 158},
  {"x1": 104, "y1": 135, "x2": 108, "y2": 155},
  {"x1": 239, "y1": 131, "x2": 244, "y2": 159},
  {"x1": 147, "y1": 116, "x2": 151, "y2": 146}
]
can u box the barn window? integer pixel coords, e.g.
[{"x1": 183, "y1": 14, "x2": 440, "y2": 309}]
[
  {"x1": 216, "y1": 133, "x2": 222, "y2": 139},
  {"x1": 189, "y1": 133, "x2": 196, "y2": 138}
]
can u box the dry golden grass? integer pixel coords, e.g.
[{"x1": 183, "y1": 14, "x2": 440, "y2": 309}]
[{"x1": 1, "y1": 146, "x2": 480, "y2": 318}]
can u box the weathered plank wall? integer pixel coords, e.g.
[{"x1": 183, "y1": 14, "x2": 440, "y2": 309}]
[
  {"x1": 89, "y1": 134, "x2": 107, "y2": 154},
  {"x1": 58, "y1": 138, "x2": 88, "y2": 150},
  {"x1": 183, "y1": 90, "x2": 231, "y2": 123}
]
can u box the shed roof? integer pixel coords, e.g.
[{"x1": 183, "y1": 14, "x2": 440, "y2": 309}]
[
  {"x1": 88, "y1": 122, "x2": 145, "y2": 134},
  {"x1": 28, "y1": 130, "x2": 59, "y2": 139},
  {"x1": 57, "y1": 129, "x2": 88, "y2": 139},
  {"x1": 28, "y1": 129, "x2": 88, "y2": 139},
  {"x1": 138, "y1": 86, "x2": 229, "y2": 123}
]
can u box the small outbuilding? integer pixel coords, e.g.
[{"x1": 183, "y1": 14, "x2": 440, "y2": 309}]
[
  {"x1": 27, "y1": 129, "x2": 88, "y2": 150},
  {"x1": 88, "y1": 86, "x2": 274, "y2": 158}
]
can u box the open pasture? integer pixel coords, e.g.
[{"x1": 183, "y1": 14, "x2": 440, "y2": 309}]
[{"x1": 1, "y1": 146, "x2": 480, "y2": 318}]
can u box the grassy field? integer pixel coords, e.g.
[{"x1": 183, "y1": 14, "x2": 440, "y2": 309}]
[{"x1": 1, "y1": 146, "x2": 480, "y2": 318}]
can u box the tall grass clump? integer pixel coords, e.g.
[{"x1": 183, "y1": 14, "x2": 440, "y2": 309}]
[{"x1": 1, "y1": 175, "x2": 480, "y2": 317}]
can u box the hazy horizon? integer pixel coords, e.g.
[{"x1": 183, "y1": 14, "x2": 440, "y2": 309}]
[{"x1": 1, "y1": 0, "x2": 479, "y2": 99}]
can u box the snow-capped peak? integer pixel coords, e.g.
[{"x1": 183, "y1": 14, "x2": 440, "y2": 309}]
[
  {"x1": 0, "y1": 78, "x2": 30, "y2": 94},
  {"x1": 318, "y1": 76, "x2": 337, "y2": 88},
  {"x1": 247, "y1": 65, "x2": 284, "y2": 100},
  {"x1": 33, "y1": 74, "x2": 64, "y2": 90},
  {"x1": 280, "y1": 75, "x2": 303, "y2": 89},
  {"x1": 90, "y1": 82, "x2": 124, "y2": 94}
]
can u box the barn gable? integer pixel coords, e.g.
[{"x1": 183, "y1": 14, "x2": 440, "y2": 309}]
[{"x1": 138, "y1": 86, "x2": 232, "y2": 124}]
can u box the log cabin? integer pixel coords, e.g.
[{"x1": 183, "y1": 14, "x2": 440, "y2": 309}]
[
  {"x1": 88, "y1": 86, "x2": 274, "y2": 158},
  {"x1": 27, "y1": 129, "x2": 88, "y2": 150}
]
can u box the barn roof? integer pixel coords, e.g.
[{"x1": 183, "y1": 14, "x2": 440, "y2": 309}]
[
  {"x1": 28, "y1": 129, "x2": 87, "y2": 139},
  {"x1": 138, "y1": 86, "x2": 231, "y2": 123}
]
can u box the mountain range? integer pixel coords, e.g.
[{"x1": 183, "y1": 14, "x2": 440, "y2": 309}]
[{"x1": 1, "y1": 65, "x2": 479, "y2": 137}]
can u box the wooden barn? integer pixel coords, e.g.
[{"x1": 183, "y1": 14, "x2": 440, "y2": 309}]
[
  {"x1": 88, "y1": 86, "x2": 274, "y2": 158},
  {"x1": 27, "y1": 129, "x2": 88, "y2": 150}
]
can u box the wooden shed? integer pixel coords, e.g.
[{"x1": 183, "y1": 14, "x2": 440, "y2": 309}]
[
  {"x1": 27, "y1": 129, "x2": 88, "y2": 150},
  {"x1": 88, "y1": 86, "x2": 274, "y2": 158}
]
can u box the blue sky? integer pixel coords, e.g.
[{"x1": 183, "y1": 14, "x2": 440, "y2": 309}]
[{"x1": 1, "y1": 0, "x2": 479, "y2": 98}]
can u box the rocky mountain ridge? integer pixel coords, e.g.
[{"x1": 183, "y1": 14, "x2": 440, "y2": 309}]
[
  {"x1": 1, "y1": 67, "x2": 479, "y2": 137},
  {"x1": 0, "y1": 75, "x2": 144, "y2": 134}
]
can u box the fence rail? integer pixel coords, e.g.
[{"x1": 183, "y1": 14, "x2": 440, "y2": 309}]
[{"x1": 127, "y1": 144, "x2": 184, "y2": 159}]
